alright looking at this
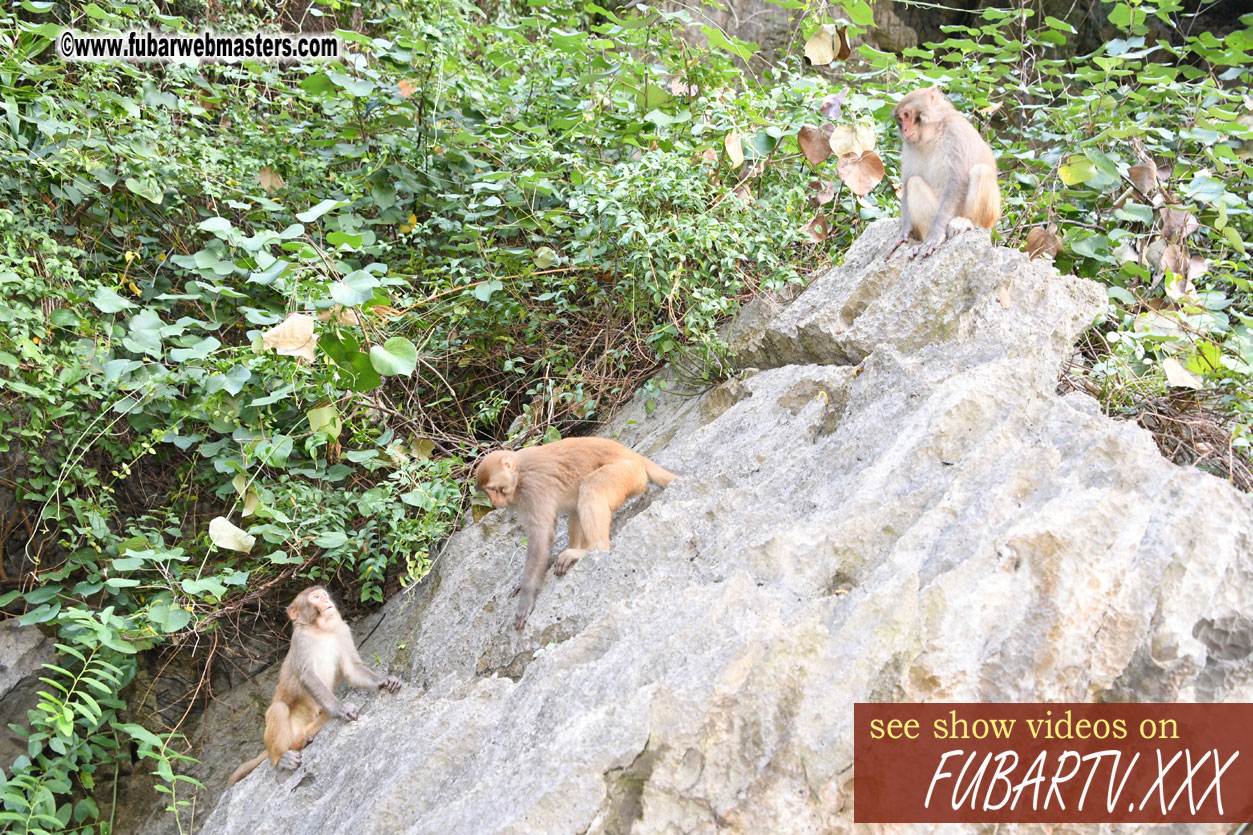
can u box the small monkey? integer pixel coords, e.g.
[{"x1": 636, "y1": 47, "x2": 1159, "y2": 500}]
[
  {"x1": 884, "y1": 87, "x2": 1001, "y2": 260},
  {"x1": 227, "y1": 585, "x2": 401, "y2": 786},
  {"x1": 475, "y1": 437, "x2": 677, "y2": 630}
]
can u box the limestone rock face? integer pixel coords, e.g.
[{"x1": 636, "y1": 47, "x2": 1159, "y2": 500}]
[{"x1": 171, "y1": 220, "x2": 1251, "y2": 834}]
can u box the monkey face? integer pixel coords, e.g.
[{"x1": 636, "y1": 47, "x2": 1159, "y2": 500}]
[
  {"x1": 895, "y1": 105, "x2": 921, "y2": 144},
  {"x1": 287, "y1": 585, "x2": 337, "y2": 624},
  {"x1": 475, "y1": 451, "x2": 519, "y2": 508}
]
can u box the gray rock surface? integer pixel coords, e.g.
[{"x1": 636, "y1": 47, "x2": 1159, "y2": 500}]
[
  {"x1": 0, "y1": 620, "x2": 56, "y2": 768},
  {"x1": 149, "y1": 220, "x2": 1252, "y2": 833}
]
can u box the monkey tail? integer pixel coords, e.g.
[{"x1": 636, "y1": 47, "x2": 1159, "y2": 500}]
[
  {"x1": 643, "y1": 458, "x2": 677, "y2": 487},
  {"x1": 227, "y1": 752, "x2": 267, "y2": 787},
  {"x1": 968, "y1": 163, "x2": 1001, "y2": 228}
]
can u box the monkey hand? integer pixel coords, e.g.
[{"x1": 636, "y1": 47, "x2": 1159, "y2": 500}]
[
  {"x1": 882, "y1": 231, "x2": 912, "y2": 261},
  {"x1": 278, "y1": 749, "x2": 302, "y2": 770},
  {"x1": 338, "y1": 702, "x2": 360, "y2": 721},
  {"x1": 379, "y1": 676, "x2": 402, "y2": 693},
  {"x1": 513, "y1": 589, "x2": 536, "y2": 630},
  {"x1": 553, "y1": 548, "x2": 585, "y2": 577}
]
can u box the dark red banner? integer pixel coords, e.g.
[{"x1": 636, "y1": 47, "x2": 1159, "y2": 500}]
[{"x1": 854, "y1": 703, "x2": 1253, "y2": 823}]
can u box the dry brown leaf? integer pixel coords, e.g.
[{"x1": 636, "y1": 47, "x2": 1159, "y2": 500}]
[
  {"x1": 699, "y1": 147, "x2": 719, "y2": 163},
  {"x1": 1145, "y1": 239, "x2": 1167, "y2": 271},
  {"x1": 258, "y1": 167, "x2": 285, "y2": 193},
  {"x1": 798, "y1": 125, "x2": 833, "y2": 166},
  {"x1": 1188, "y1": 256, "x2": 1208, "y2": 281},
  {"x1": 669, "y1": 76, "x2": 698, "y2": 97},
  {"x1": 829, "y1": 123, "x2": 875, "y2": 157},
  {"x1": 1128, "y1": 162, "x2": 1157, "y2": 195},
  {"x1": 1162, "y1": 357, "x2": 1202, "y2": 389},
  {"x1": 725, "y1": 131, "x2": 744, "y2": 167},
  {"x1": 979, "y1": 101, "x2": 1002, "y2": 116},
  {"x1": 997, "y1": 285, "x2": 1013, "y2": 308},
  {"x1": 807, "y1": 179, "x2": 836, "y2": 207},
  {"x1": 801, "y1": 214, "x2": 830, "y2": 243},
  {"x1": 1025, "y1": 225, "x2": 1063, "y2": 260},
  {"x1": 261, "y1": 313, "x2": 316, "y2": 363},
  {"x1": 1161, "y1": 243, "x2": 1187, "y2": 276},
  {"x1": 835, "y1": 150, "x2": 885, "y2": 196},
  {"x1": 397, "y1": 79, "x2": 418, "y2": 98},
  {"x1": 1162, "y1": 208, "x2": 1200, "y2": 242},
  {"x1": 317, "y1": 304, "x2": 362, "y2": 327},
  {"x1": 804, "y1": 25, "x2": 849, "y2": 66},
  {"x1": 732, "y1": 185, "x2": 753, "y2": 203}
]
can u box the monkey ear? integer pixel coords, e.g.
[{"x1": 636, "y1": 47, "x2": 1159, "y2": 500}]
[
  {"x1": 500, "y1": 455, "x2": 516, "y2": 472},
  {"x1": 926, "y1": 86, "x2": 940, "y2": 101},
  {"x1": 286, "y1": 603, "x2": 302, "y2": 623}
]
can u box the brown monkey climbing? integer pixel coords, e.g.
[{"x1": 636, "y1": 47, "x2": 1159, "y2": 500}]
[
  {"x1": 475, "y1": 437, "x2": 677, "y2": 630},
  {"x1": 227, "y1": 585, "x2": 401, "y2": 786},
  {"x1": 883, "y1": 86, "x2": 1001, "y2": 260}
]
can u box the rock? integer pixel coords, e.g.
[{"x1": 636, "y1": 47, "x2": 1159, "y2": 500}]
[
  {"x1": 140, "y1": 220, "x2": 1252, "y2": 834},
  {"x1": 0, "y1": 620, "x2": 56, "y2": 769}
]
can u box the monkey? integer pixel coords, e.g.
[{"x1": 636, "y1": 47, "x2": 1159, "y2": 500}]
[
  {"x1": 227, "y1": 585, "x2": 401, "y2": 786},
  {"x1": 475, "y1": 437, "x2": 677, "y2": 630},
  {"x1": 883, "y1": 86, "x2": 1001, "y2": 261}
]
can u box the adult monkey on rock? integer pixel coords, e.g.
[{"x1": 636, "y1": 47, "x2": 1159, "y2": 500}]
[
  {"x1": 227, "y1": 585, "x2": 401, "y2": 786},
  {"x1": 883, "y1": 86, "x2": 1001, "y2": 261},
  {"x1": 475, "y1": 437, "x2": 677, "y2": 629}
]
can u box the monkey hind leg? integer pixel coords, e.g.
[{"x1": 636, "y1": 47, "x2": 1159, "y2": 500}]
[
  {"x1": 966, "y1": 163, "x2": 1001, "y2": 228},
  {"x1": 263, "y1": 701, "x2": 298, "y2": 767},
  {"x1": 577, "y1": 460, "x2": 648, "y2": 551},
  {"x1": 905, "y1": 176, "x2": 938, "y2": 240}
]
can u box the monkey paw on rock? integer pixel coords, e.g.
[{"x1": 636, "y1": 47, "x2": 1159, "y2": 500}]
[
  {"x1": 552, "y1": 548, "x2": 586, "y2": 577},
  {"x1": 379, "y1": 676, "x2": 402, "y2": 693},
  {"x1": 278, "y1": 749, "x2": 302, "y2": 770},
  {"x1": 338, "y1": 702, "x2": 359, "y2": 721}
]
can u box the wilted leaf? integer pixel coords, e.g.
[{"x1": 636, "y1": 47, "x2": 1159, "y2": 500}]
[
  {"x1": 397, "y1": 79, "x2": 417, "y2": 98},
  {"x1": 808, "y1": 179, "x2": 836, "y2": 207},
  {"x1": 669, "y1": 76, "x2": 698, "y2": 97},
  {"x1": 261, "y1": 313, "x2": 316, "y2": 363},
  {"x1": 801, "y1": 214, "x2": 830, "y2": 243},
  {"x1": 724, "y1": 131, "x2": 744, "y2": 167},
  {"x1": 316, "y1": 305, "x2": 361, "y2": 327},
  {"x1": 1145, "y1": 239, "x2": 1168, "y2": 271},
  {"x1": 803, "y1": 24, "x2": 849, "y2": 66},
  {"x1": 1162, "y1": 357, "x2": 1202, "y2": 389},
  {"x1": 698, "y1": 148, "x2": 719, "y2": 163},
  {"x1": 798, "y1": 125, "x2": 833, "y2": 166},
  {"x1": 818, "y1": 90, "x2": 846, "y2": 120},
  {"x1": 209, "y1": 516, "x2": 255, "y2": 553},
  {"x1": 1025, "y1": 225, "x2": 1063, "y2": 260},
  {"x1": 732, "y1": 185, "x2": 753, "y2": 202},
  {"x1": 257, "y1": 167, "x2": 285, "y2": 193},
  {"x1": 1161, "y1": 208, "x2": 1200, "y2": 242},
  {"x1": 835, "y1": 150, "x2": 884, "y2": 196},
  {"x1": 1128, "y1": 162, "x2": 1157, "y2": 195},
  {"x1": 1161, "y1": 243, "x2": 1187, "y2": 276},
  {"x1": 829, "y1": 123, "x2": 875, "y2": 157},
  {"x1": 1187, "y1": 255, "x2": 1208, "y2": 281}
]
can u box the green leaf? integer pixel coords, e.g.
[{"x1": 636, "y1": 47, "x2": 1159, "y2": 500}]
[
  {"x1": 198, "y1": 217, "x2": 233, "y2": 237},
  {"x1": 296, "y1": 199, "x2": 343, "y2": 223},
  {"x1": 472, "y1": 279, "x2": 503, "y2": 301},
  {"x1": 314, "y1": 531, "x2": 349, "y2": 548},
  {"x1": 331, "y1": 270, "x2": 380, "y2": 306},
  {"x1": 307, "y1": 405, "x2": 342, "y2": 439},
  {"x1": 91, "y1": 288, "x2": 135, "y2": 314},
  {"x1": 369, "y1": 337, "x2": 419, "y2": 376}
]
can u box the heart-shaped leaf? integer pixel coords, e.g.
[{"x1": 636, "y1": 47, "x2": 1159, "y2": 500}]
[{"x1": 369, "y1": 337, "x2": 418, "y2": 376}]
